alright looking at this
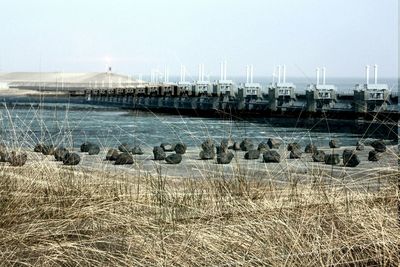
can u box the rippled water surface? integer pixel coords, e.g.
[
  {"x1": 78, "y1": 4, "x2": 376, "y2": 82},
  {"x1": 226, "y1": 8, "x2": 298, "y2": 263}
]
[{"x1": 0, "y1": 104, "x2": 368, "y2": 150}]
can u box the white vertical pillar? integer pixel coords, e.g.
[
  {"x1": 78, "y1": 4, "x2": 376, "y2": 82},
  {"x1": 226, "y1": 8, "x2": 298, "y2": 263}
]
[
  {"x1": 61, "y1": 72, "x2": 64, "y2": 90},
  {"x1": 272, "y1": 67, "x2": 276, "y2": 84},
  {"x1": 322, "y1": 67, "x2": 326, "y2": 85},
  {"x1": 246, "y1": 65, "x2": 249, "y2": 83},
  {"x1": 365, "y1": 65, "x2": 370, "y2": 85},
  {"x1": 224, "y1": 60, "x2": 227, "y2": 80},
  {"x1": 316, "y1": 67, "x2": 320, "y2": 85},
  {"x1": 282, "y1": 65, "x2": 286, "y2": 83},
  {"x1": 250, "y1": 65, "x2": 254, "y2": 83},
  {"x1": 220, "y1": 62, "x2": 224, "y2": 80},
  {"x1": 374, "y1": 64, "x2": 378, "y2": 84},
  {"x1": 198, "y1": 64, "x2": 201, "y2": 81},
  {"x1": 164, "y1": 67, "x2": 167, "y2": 83},
  {"x1": 278, "y1": 65, "x2": 281, "y2": 84}
]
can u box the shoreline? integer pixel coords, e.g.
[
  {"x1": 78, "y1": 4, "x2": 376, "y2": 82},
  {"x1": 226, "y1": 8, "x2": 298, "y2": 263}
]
[
  {"x1": 0, "y1": 92, "x2": 398, "y2": 140},
  {"x1": 2, "y1": 144, "x2": 398, "y2": 186},
  {"x1": 0, "y1": 88, "x2": 68, "y2": 97}
]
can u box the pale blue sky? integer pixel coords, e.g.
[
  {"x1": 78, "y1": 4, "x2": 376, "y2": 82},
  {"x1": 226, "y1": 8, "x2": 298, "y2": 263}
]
[{"x1": 0, "y1": 0, "x2": 398, "y2": 78}]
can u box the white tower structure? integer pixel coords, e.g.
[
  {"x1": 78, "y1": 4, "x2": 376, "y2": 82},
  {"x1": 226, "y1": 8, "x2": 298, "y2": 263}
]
[
  {"x1": 214, "y1": 61, "x2": 236, "y2": 96},
  {"x1": 239, "y1": 64, "x2": 261, "y2": 98}
]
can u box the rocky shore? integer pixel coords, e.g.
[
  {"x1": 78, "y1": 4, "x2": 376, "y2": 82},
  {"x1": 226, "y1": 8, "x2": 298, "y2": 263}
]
[{"x1": 0, "y1": 138, "x2": 397, "y2": 188}]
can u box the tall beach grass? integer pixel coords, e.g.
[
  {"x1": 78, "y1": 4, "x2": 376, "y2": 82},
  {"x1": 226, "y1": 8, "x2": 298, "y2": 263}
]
[{"x1": 0, "y1": 102, "x2": 399, "y2": 266}]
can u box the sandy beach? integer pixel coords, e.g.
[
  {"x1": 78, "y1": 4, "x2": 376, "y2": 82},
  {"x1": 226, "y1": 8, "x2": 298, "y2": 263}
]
[
  {"x1": 5, "y1": 144, "x2": 397, "y2": 188},
  {"x1": 0, "y1": 87, "x2": 67, "y2": 96}
]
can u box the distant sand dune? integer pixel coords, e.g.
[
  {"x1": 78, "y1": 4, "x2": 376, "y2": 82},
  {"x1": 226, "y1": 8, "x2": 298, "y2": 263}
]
[{"x1": 0, "y1": 72, "x2": 139, "y2": 84}]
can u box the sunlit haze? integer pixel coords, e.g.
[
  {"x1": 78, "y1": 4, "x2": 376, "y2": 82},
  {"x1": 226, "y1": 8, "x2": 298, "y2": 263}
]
[{"x1": 0, "y1": 0, "x2": 398, "y2": 78}]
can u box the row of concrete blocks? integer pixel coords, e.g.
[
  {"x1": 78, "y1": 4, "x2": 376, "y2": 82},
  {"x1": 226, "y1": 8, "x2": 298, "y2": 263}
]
[{"x1": 87, "y1": 94, "x2": 390, "y2": 113}]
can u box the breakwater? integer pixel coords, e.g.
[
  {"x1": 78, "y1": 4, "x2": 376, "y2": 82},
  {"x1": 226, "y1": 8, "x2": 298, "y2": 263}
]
[
  {"x1": 2, "y1": 96, "x2": 397, "y2": 142},
  {"x1": 82, "y1": 82, "x2": 398, "y2": 119},
  {"x1": 80, "y1": 84, "x2": 398, "y2": 139}
]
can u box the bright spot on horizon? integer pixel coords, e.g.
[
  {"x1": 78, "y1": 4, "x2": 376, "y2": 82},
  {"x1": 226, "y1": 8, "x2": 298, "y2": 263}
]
[{"x1": 104, "y1": 56, "x2": 112, "y2": 65}]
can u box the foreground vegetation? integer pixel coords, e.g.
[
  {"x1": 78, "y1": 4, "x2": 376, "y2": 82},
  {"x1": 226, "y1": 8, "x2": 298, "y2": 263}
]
[{"x1": 0, "y1": 161, "x2": 399, "y2": 267}]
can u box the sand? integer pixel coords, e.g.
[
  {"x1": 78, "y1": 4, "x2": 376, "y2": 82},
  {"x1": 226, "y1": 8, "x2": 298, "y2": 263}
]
[
  {"x1": 5, "y1": 144, "x2": 398, "y2": 189},
  {"x1": 0, "y1": 88, "x2": 67, "y2": 96}
]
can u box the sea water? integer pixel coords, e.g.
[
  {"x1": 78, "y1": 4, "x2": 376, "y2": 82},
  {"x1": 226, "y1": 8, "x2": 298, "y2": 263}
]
[
  {"x1": 0, "y1": 76, "x2": 397, "y2": 150},
  {"x1": 0, "y1": 105, "x2": 376, "y2": 150}
]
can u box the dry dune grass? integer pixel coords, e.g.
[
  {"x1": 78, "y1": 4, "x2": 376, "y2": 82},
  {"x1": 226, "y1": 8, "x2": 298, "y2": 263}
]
[
  {"x1": 1, "y1": 103, "x2": 399, "y2": 266},
  {"x1": 1, "y1": 161, "x2": 399, "y2": 266}
]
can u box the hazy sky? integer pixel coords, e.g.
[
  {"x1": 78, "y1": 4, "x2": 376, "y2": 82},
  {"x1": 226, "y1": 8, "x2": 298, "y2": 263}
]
[{"x1": 0, "y1": 0, "x2": 398, "y2": 78}]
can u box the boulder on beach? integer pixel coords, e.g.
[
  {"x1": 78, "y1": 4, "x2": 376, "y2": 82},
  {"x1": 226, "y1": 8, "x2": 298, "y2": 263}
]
[
  {"x1": 160, "y1": 143, "x2": 175, "y2": 152},
  {"x1": 0, "y1": 150, "x2": 10, "y2": 162},
  {"x1": 289, "y1": 149, "x2": 302, "y2": 159},
  {"x1": 0, "y1": 145, "x2": 10, "y2": 162},
  {"x1": 88, "y1": 144, "x2": 100, "y2": 155},
  {"x1": 200, "y1": 150, "x2": 215, "y2": 160},
  {"x1": 63, "y1": 153, "x2": 81, "y2": 166},
  {"x1": 216, "y1": 145, "x2": 228, "y2": 154},
  {"x1": 106, "y1": 149, "x2": 120, "y2": 161},
  {"x1": 329, "y1": 139, "x2": 340, "y2": 148},
  {"x1": 304, "y1": 144, "x2": 318, "y2": 153},
  {"x1": 221, "y1": 138, "x2": 234, "y2": 149},
  {"x1": 219, "y1": 139, "x2": 230, "y2": 152},
  {"x1": 257, "y1": 142, "x2": 270, "y2": 152},
  {"x1": 312, "y1": 150, "x2": 326, "y2": 162},
  {"x1": 342, "y1": 149, "x2": 360, "y2": 167},
  {"x1": 118, "y1": 143, "x2": 131, "y2": 153},
  {"x1": 217, "y1": 151, "x2": 234, "y2": 164},
  {"x1": 229, "y1": 142, "x2": 241, "y2": 151},
  {"x1": 9, "y1": 151, "x2": 27, "y2": 167},
  {"x1": 370, "y1": 140, "x2": 386, "y2": 152},
  {"x1": 244, "y1": 149, "x2": 260, "y2": 160},
  {"x1": 201, "y1": 139, "x2": 215, "y2": 152},
  {"x1": 240, "y1": 138, "x2": 254, "y2": 151},
  {"x1": 263, "y1": 150, "x2": 281, "y2": 163},
  {"x1": 368, "y1": 150, "x2": 380, "y2": 161},
  {"x1": 356, "y1": 141, "x2": 365, "y2": 151},
  {"x1": 34, "y1": 143, "x2": 45, "y2": 153},
  {"x1": 130, "y1": 146, "x2": 144, "y2": 155},
  {"x1": 200, "y1": 139, "x2": 216, "y2": 159},
  {"x1": 54, "y1": 147, "x2": 69, "y2": 161},
  {"x1": 42, "y1": 144, "x2": 55, "y2": 155},
  {"x1": 267, "y1": 138, "x2": 281, "y2": 149},
  {"x1": 80, "y1": 142, "x2": 93, "y2": 153},
  {"x1": 324, "y1": 154, "x2": 340, "y2": 165},
  {"x1": 174, "y1": 143, "x2": 187, "y2": 154},
  {"x1": 287, "y1": 143, "x2": 301, "y2": 152},
  {"x1": 153, "y1": 146, "x2": 166, "y2": 160},
  {"x1": 165, "y1": 153, "x2": 182, "y2": 164},
  {"x1": 115, "y1": 152, "x2": 134, "y2": 165}
]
